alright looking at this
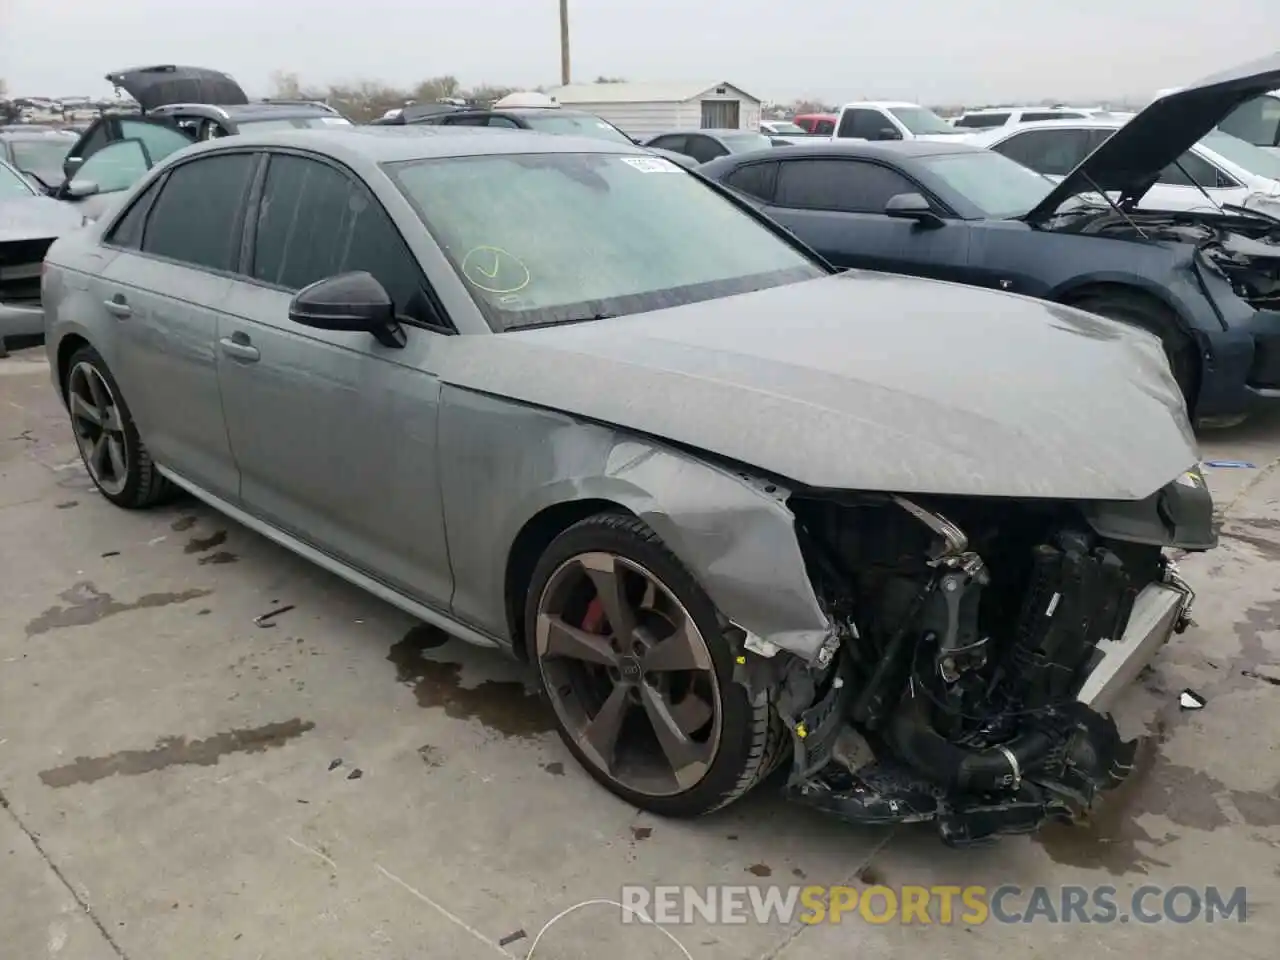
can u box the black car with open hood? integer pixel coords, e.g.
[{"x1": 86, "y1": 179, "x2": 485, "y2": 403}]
[{"x1": 700, "y1": 52, "x2": 1280, "y2": 427}]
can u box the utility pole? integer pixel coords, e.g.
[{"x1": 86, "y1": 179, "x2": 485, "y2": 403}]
[{"x1": 559, "y1": 0, "x2": 571, "y2": 86}]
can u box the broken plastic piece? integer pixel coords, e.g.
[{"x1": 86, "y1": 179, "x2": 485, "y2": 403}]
[
  {"x1": 347, "y1": 768, "x2": 363, "y2": 780},
  {"x1": 498, "y1": 930, "x2": 528, "y2": 947},
  {"x1": 1179, "y1": 689, "x2": 1206, "y2": 710},
  {"x1": 328, "y1": 758, "x2": 343, "y2": 771},
  {"x1": 254, "y1": 604, "x2": 296, "y2": 627}
]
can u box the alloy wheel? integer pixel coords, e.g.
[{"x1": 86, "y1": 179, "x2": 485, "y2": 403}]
[
  {"x1": 68, "y1": 361, "x2": 129, "y2": 496},
  {"x1": 535, "y1": 551, "x2": 723, "y2": 797}
]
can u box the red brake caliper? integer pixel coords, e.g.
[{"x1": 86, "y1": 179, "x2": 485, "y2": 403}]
[{"x1": 581, "y1": 597, "x2": 607, "y2": 634}]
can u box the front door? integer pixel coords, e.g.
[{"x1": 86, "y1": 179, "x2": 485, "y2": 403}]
[
  {"x1": 95, "y1": 149, "x2": 258, "y2": 501},
  {"x1": 216, "y1": 151, "x2": 454, "y2": 607}
]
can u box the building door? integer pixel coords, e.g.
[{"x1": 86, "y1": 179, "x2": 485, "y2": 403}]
[{"x1": 701, "y1": 99, "x2": 740, "y2": 129}]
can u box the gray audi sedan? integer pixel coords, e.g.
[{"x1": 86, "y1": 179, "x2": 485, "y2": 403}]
[{"x1": 41, "y1": 126, "x2": 1211, "y2": 846}]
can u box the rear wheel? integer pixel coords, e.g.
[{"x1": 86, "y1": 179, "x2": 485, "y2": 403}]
[
  {"x1": 1069, "y1": 291, "x2": 1198, "y2": 401},
  {"x1": 526, "y1": 512, "x2": 785, "y2": 817},
  {"x1": 65, "y1": 345, "x2": 174, "y2": 509}
]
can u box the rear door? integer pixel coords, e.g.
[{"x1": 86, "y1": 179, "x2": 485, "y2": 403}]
[
  {"x1": 760, "y1": 157, "x2": 972, "y2": 280},
  {"x1": 216, "y1": 150, "x2": 455, "y2": 606},
  {"x1": 96, "y1": 149, "x2": 258, "y2": 500}
]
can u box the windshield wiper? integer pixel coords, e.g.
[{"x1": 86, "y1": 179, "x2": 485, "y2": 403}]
[{"x1": 508, "y1": 313, "x2": 619, "y2": 331}]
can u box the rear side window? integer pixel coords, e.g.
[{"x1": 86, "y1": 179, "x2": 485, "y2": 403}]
[
  {"x1": 837, "y1": 109, "x2": 896, "y2": 140},
  {"x1": 955, "y1": 113, "x2": 1009, "y2": 128},
  {"x1": 141, "y1": 153, "x2": 256, "y2": 272},
  {"x1": 648, "y1": 134, "x2": 688, "y2": 153},
  {"x1": 775, "y1": 159, "x2": 917, "y2": 213},
  {"x1": 685, "y1": 135, "x2": 728, "y2": 164},
  {"x1": 991, "y1": 128, "x2": 1094, "y2": 176},
  {"x1": 1022, "y1": 112, "x2": 1085, "y2": 122},
  {"x1": 724, "y1": 162, "x2": 778, "y2": 202},
  {"x1": 1158, "y1": 150, "x2": 1236, "y2": 189},
  {"x1": 118, "y1": 119, "x2": 194, "y2": 165},
  {"x1": 250, "y1": 153, "x2": 432, "y2": 322}
]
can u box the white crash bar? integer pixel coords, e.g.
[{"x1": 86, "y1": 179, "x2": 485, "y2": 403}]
[{"x1": 1076, "y1": 583, "x2": 1185, "y2": 712}]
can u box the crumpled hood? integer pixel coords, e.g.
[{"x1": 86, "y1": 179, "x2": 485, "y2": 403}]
[
  {"x1": 0, "y1": 194, "x2": 83, "y2": 242},
  {"x1": 1026, "y1": 52, "x2": 1280, "y2": 223},
  {"x1": 439, "y1": 272, "x2": 1199, "y2": 500}
]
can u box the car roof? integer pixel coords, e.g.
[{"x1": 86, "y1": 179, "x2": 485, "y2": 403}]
[
  {"x1": 760, "y1": 139, "x2": 984, "y2": 160},
  {"x1": 649, "y1": 128, "x2": 766, "y2": 137},
  {"x1": 838, "y1": 101, "x2": 920, "y2": 110},
  {"x1": 175, "y1": 126, "x2": 646, "y2": 163},
  {"x1": 152, "y1": 102, "x2": 337, "y2": 120},
  {"x1": 964, "y1": 117, "x2": 1127, "y2": 143}
]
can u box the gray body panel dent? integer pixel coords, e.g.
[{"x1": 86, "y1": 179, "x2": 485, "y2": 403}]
[
  {"x1": 437, "y1": 273, "x2": 1198, "y2": 501},
  {"x1": 438, "y1": 386, "x2": 831, "y2": 658}
]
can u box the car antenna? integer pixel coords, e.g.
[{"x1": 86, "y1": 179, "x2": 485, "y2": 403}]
[{"x1": 1080, "y1": 171, "x2": 1148, "y2": 239}]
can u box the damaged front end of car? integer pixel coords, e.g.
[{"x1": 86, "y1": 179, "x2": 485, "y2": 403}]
[{"x1": 733, "y1": 474, "x2": 1213, "y2": 847}]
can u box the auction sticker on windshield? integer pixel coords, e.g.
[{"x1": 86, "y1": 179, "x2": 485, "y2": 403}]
[{"x1": 619, "y1": 157, "x2": 682, "y2": 173}]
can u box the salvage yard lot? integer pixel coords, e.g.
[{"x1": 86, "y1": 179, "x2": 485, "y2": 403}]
[{"x1": 2, "y1": 346, "x2": 1278, "y2": 960}]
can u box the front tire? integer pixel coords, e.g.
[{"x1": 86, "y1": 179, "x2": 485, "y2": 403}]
[
  {"x1": 526, "y1": 512, "x2": 785, "y2": 817},
  {"x1": 64, "y1": 344, "x2": 174, "y2": 509}
]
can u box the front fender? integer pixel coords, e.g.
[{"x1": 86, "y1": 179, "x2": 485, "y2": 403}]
[{"x1": 438, "y1": 385, "x2": 833, "y2": 661}]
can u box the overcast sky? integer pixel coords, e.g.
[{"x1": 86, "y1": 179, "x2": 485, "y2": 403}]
[{"x1": 2, "y1": 0, "x2": 1273, "y2": 104}]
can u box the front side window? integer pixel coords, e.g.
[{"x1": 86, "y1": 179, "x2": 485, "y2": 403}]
[
  {"x1": 1158, "y1": 149, "x2": 1234, "y2": 189},
  {"x1": 992, "y1": 128, "x2": 1094, "y2": 177},
  {"x1": 251, "y1": 154, "x2": 429, "y2": 321},
  {"x1": 386, "y1": 152, "x2": 824, "y2": 330},
  {"x1": 141, "y1": 153, "x2": 256, "y2": 272},
  {"x1": 917, "y1": 151, "x2": 1054, "y2": 219},
  {"x1": 723, "y1": 162, "x2": 778, "y2": 202},
  {"x1": 813, "y1": 119, "x2": 835, "y2": 135},
  {"x1": 72, "y1": 139, "x2": 150, "y2": 194},
  {"x1": 647, "y1": 134, "x2": 687, "y2": 153},
  {"x1": 1199, "y1": 129, "x2": 1280, "y2": 181},
  {"x1": 774, "y1": 159, "x2": 917, "y2": 213},
  {"x1": 684, "y1": 135, "x2": 728, "y2": 163},
  {"x1": 837, "y1": 109, "x2": 897, "y2": 140},
  {"x1": 118, "y1": 119, "x2": 194, "y2": 165}
]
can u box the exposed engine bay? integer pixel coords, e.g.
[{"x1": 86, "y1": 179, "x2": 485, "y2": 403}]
[
  {"x1": 746, "y1": 484, "x2": 1211, "y2": 846},
  {"x1": 1051, "y1": 206, "x2": 1280, "y2": 310}
]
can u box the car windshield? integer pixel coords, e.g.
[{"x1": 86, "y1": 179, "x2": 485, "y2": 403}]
[
  {"x1": 0, "y1": 161, "x2": 36, "y2": 197},
  {"x1": 768, "y1": 122, "x2": 807, "y2": 135},
  {"x1": 1200, "y1": 129, "x2": 1280, "y2": 182},
  {"x1": 235, "y1": 116, "x2": 352, "y2": 132},
  {"x1": 9, "y1": 136, "x2": 74, "y2": 172},
  {"x1": 889, "y1": 106, "x2": 963, "y2": 135},
  {"x1": 387, "y1": 152, "x2": 824, "y2": 330},
  {"x1": 918, "y1": 150, "x2": 1055, "y2": 219},
  {"x1": 720, "y1": 132, "x2": 776, "y2": 152},
  {"x1": 520, "y1": 112, "x2": 634, "y2": 144}
]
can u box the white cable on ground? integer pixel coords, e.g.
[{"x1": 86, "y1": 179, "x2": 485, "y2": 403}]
[{"x1": 525, "y1": 898, "x2": 694, "y2": 960}]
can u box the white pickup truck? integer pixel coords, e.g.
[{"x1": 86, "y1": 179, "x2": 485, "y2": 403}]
[{"x1": 820, "y1": 101, "x2": 971, "y2": 143}]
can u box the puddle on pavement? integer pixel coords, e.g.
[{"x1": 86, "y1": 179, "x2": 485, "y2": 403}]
[
  {"x1": 387, "y1": 625, "x2": 553, "y2": 739},
  {"x1": 171, "y1": 515, "x2": 198, "y2": 531},
  {"x1": 198, "y1": 551, "x2": 239, "y2": 565},
  {"x1": 25, "y1": 582, "x2": 213, "y2": 637},
  {"x1": 38, "y1": 718, "x2": 315, "y2": 788},
  {"x1": 184, "y1": 530, "x2": 228, "y2": 553}
]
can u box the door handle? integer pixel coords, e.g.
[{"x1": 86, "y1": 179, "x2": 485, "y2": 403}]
[
  {"x1": 103, "y1": 295, "x2": 132, "y2": 318},
  {"x1": 218, "y1": 335, "x2": 260, "y2": 363}
]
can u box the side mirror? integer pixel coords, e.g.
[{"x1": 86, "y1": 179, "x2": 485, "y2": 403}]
[
  {"x1": 873, "y1": 126, "x2": 902, "y2": 141},
  {"x1": 884, "y1": 192, "x2": 944, "y2": 229},
  {"x1": 63, "y1": 155, "x2": 83, "y2": 180},
  {"x1": 287, "y1": 271, "x2": 406, "y2": 348},
  {"x1": 65, "y1": 179, "x2": 101, "y2": 199}
]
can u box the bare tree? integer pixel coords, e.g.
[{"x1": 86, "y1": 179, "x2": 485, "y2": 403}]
[
  {"x1": 411, "y1": 75, "x2": 461, "y2": 104},
  {"x1": 268, "y1": 71, "x2": 303, "y2": 99}
]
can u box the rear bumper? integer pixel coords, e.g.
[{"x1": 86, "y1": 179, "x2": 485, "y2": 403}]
[
  {"x1": 1076, "y1": 577, "x2": 1192, "y2": 712},
  {"x1": 0, "y1": 301, "x2": 44, "y2": 339}
]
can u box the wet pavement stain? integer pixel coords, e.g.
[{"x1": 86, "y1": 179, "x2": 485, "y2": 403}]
[
  {"x1": 38, "y1": 719, "x2": 315, "y2": 788},
  {"x1": 417, "y1": 745, "x2": 442, "y2": 768},
  {"x1": 171, "y1": 515, "x2": 198, "y2": 531},
  {"x1": 386, "y1": 628, "x2": 554, "y2": 739},
  {"x1": 543, "y1": 761, "x2": 565, "y2": 776},
  {"x1": 631, "y1": 826, "x2": 653, "y2": 841},
  {"x1": 747, "y1": 864, "x2": 772, "y2": 878},
  {"x1": 857, "y1": 863, "x2": 884, "y2": 886},
  {"x1": 1218, "y1": 528, "x2": 1280, "y2": 560},
  {"x1": 25, "y1": 582, "x2": 213, "y2": 637},
  {"x1": 198, "y1": 551, "x2": 239, "y2": 566},
  {"x1": 55, "y1": 500, "x2": 78, "y2": 509},
  {"x1": 184, "y1": 530, "x2": 228, "y2": 554}
]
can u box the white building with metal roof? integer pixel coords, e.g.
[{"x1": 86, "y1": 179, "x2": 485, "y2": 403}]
[{"x1": 543, "y1": 81, "x2": 761, "y2": 137}]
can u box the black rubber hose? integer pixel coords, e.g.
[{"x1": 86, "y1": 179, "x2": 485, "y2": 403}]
[{"x1": 886, "y1": 693, "x2": 1056, "y2": 792}]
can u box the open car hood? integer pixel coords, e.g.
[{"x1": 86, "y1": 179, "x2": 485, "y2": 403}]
[
  {"x1": 106, "y1": 65, "x2": 248, "y2": 112},
  {"x1": 1024, "y1": 52, "x2": 1280, "y2": 225}
]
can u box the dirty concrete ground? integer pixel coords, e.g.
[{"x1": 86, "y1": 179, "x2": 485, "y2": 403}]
[{"x1": 1, "y1": 344, "x2": 1278, "y2": 960}]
